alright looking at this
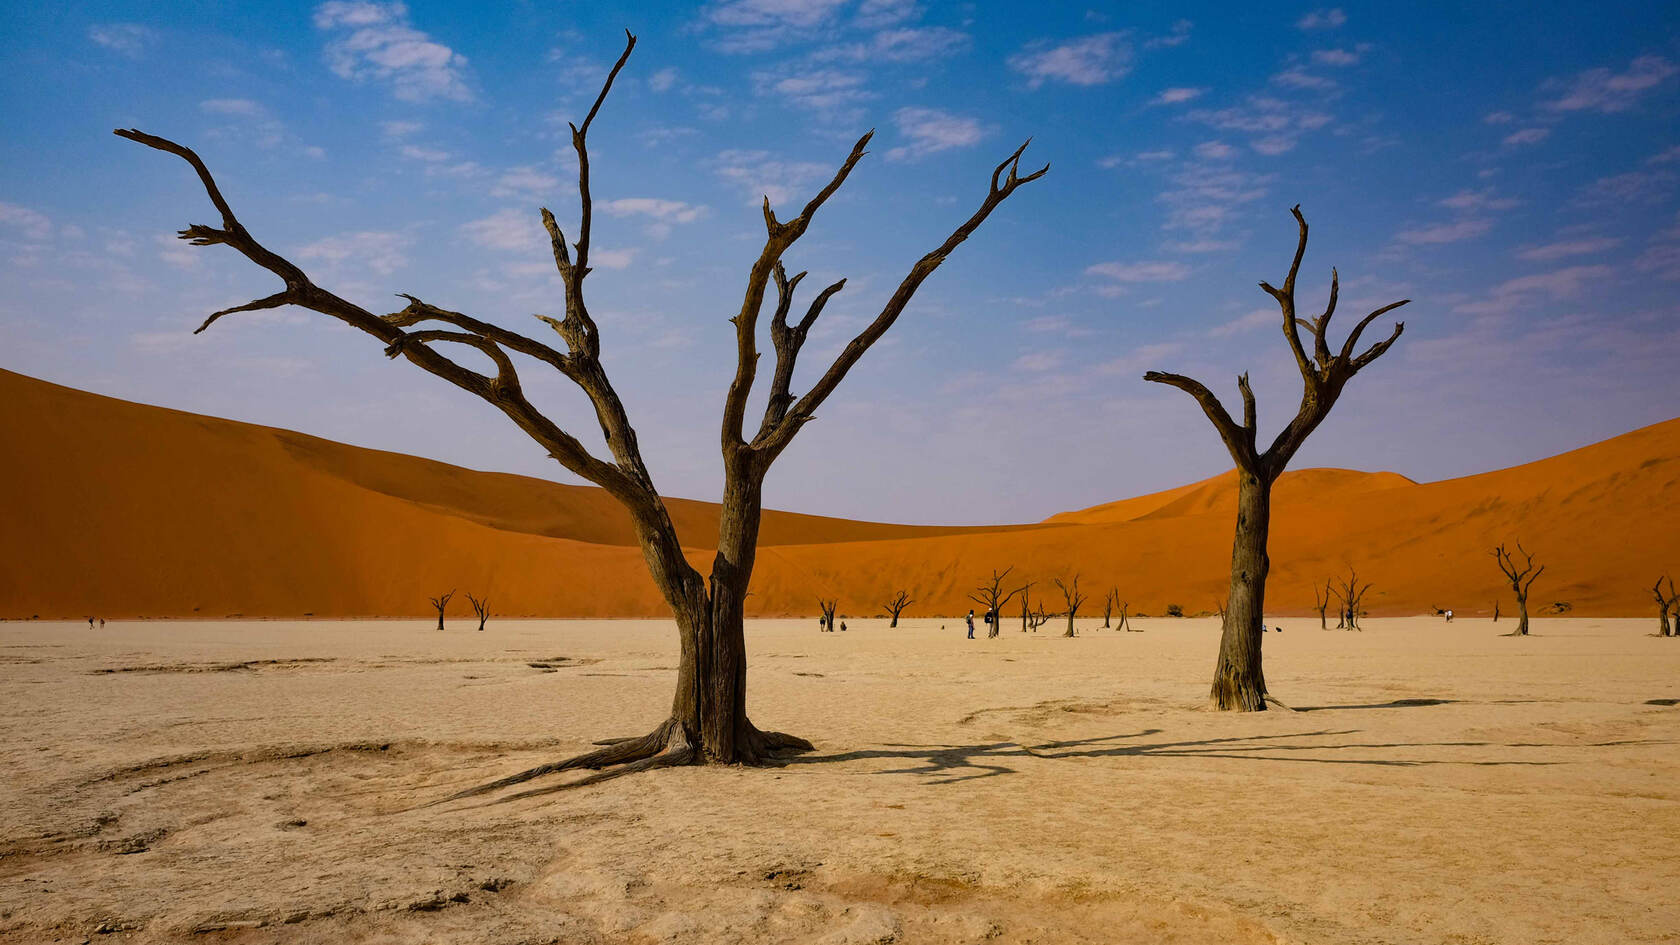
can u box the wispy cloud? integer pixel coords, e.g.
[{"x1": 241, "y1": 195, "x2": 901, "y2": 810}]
[
  {"x1": 713, "y1": 149, "x2": 832, "y2": 206},
  {"x1": 1454, "y1": 264, "x2": 1613, "y2": 314},
  {"x1": 1009, "y1": 33, "x2": 1131, "y2": 88},
  {"x1": 1086, "y1": 260, "x2": 1191, "y2": 282},
  {"x1": 885, "y1": 107, "x2": 987, "y2": 161},
  {"x1": 0, "y1": 202, "x2": 53, "y2": 241},
  {"x1": 1296, "y1": 8, "x2": 1347, "y2": 30},
  {"x1": 1542, "y1": 55, "x2": 1677, "y2": 113},
  {"x1": 1394, "y1": 219, "x2": 1493, "y2": 245},
  {"x1": 1207, "y1": 308, "x2": 1274, "y2": 338},
  {"x1": 1312, "y1": 48, "x2": 1361, "y2": 66},
  {"x1": 1502, "y1": 127, "x2": 1550, "y2": 146},
  {"x1": 814, "y1": 26, "x2": 970, "y2": 63},
  {"x1": 314, "y1": 1, "x2": 472, "y2": 102},
  {"x1": 700, "y1": 0, "x2": 850, "y2": 52},
  {"x1": 1150, "y1": 87, "x2": 1205, "y2": 106},
  {"x1": 1516, "y1": 237, "x2": 1622, "y2": 261},
  {"x1": 295, "y1": 230, "x2": 411, "y2": 275},
  {"x1": 88, "y1": 23, "x2": 157, "y2": 57}
]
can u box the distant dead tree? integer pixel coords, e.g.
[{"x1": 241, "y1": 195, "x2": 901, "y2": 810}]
[
  {"x1": 1493, "y1": 542, "x2": 1545, "y2": 637},
  {"x1": 1144, "y1": 206, "x2": 1406, "y2": 710},
  {"x1": 882, "y1": 591, "x2": 913, "y2": 628},
  {"x1": 818, "y1": 599, "x2": 838, "y2": 632},
  {"x1": 1653, "y1": 576, "x2": 1676, "y2": 637},
  {"x1": 1331, "y1": 566, "x2": 1373, "y2": 631},
  {"x1": 1018, "y1": 580, "x2": 1038, "y2": 632},
  {"x1": 1054, "y1": 574, "x2": 1087, "y2": 637},
  {"x1": 464, "y1": 592, "x2": 490, "y2": 632},
  {"x1": 1492, "y1": 600, "x2": 1500, "y2": 622},
  {"x1": 429, "y1": 590, "x2": 455, "y2": 631},
  {"x1": 1103, "y1": 587, "x2": 1119, "y2": 628},
  {"x1": 1213, "y1": 597, "x2": 1228, "y2": 621},
  {"x1": 970, "y1": 567, "x2": 1024, "y2": 640},
  {"x1": 1027, "y1": 607, "x2": 1053, "y2": 632},
  {"x1": 1118, "y1": 599, "x2": 1135, "y2": 631},
  {"x1": 1313, "y1": 580, "x2": 1332, "y2": 630},
  {"x1": 118, "y1": 31, "x2": 1046, "y2": 784}
]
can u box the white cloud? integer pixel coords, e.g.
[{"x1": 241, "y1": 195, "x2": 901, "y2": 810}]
[
  {"x1": 853, "y1": 0, "x2": 919, "y2": 28},
  {"x1": 885, "y1": 107, "x2": 987, "y2": 161},
  {"x1": 1012, "y1": 350, "x2": 1063, "y2": 372},
  {"x1": 1296, "y1": 8, "x2": 1347, "y2": 30},
  {"x1": 1644, "y1": 145, "x2": 1680, "y2": 164},
  {"x1": 1193, "y1": 140, "x2": 1237, "y2": 160},
  {"x1": 1207, "y1": 308, "x2": 1274, "y2": 337},
  {"x1": 0, "y1": 202, "x2": 53, "y2": 241},
  {"x1": 1165, "y1": 239, "x2": 1237, "y2": 253},
  {"x1": 200, "y1": 98, "x2": 266, "y2": 116},
  {"x1": 1251, "y1": 136, "x2": 1297, "y2": 155},
  {"x1": 647, "y1": 67, "x2": 679, "y2": 92},
  {"x1": 295, "y1": 230, "x2": 411, "y2": 275},
  {"x1": 1580, "y1": 169, "x2": 1677, "y2": 204},
  {"x1": 815, "y1": 27, "x2": 969, "y2": 63},
  {"x1": 1158, "y1": 162, "x2": 1272, "y2": 233},
  {"x1": 461, "y1": 208, "x2": 545, "y2": 253},
  {"x1": 1453, "y1": 264, "x2": 1612, "y2": 314},
  {"x1": 314, "y1": 1, "x2": 472, "y2": 102},
  {"x1": 1312, "y1": 48, "x2": 1360, "y2": 66},
  {"x1": 381, "y1": 119, "x2": 423, "y2": 138},
  {"x1": 1272, "y1": 68, "x2": 1336, "y2": 91},
  {"x1": 713, "y1": 149, "x2": 833, "y2": 205},
  {"x1": 490, "y1": 166, "x2": 561, "y2": 200},
  {"x1": 1086, "y1": 260, "x2": 1191, "y2": 282},
  {"x1": 599, "y1": 198, "x2": 706, "y2": 225},
  {"x1": 1438, "y1": 189, "x2": 1521, "y2": 212},
  {"x1": 754, "y1": 67, "x2": 874, "y2": 118},
  {"x1": 1394, "y1": 219, "x2": 1493, "y2": 245},
  {"x1": 701, "y1": 0, "x2": 850, "y2": 52},
  {"x1": 1502, "y1": 127, "x2": 1550, "y2": 146},
  {"x1": 1515, "y1": 237, "x2": 1622, "y2": 261},
  {"x1": 1542, "y1": 55, "x2": 1677, "y2": 113},
  {"x1": 88, "y1": 23, "x2": 156, "y2": 56},
  {"x1": 1008, "y1": 33, "x2": 1132, "y2": 88},
  {"x1": 590, "y1": 248, "x2": 637, "y2": 270},
  {"x1": 1150, "y1": 87, "x2": 1205, "y2": 106},
  {"x1": 1144, "y1": 19, "x2": 1193, "y2": 49},
  {"x1": 398, "y1": 144, "x2": 449, "y2": 162},
  {"x1": 1098, "y1": 342, "x2": 1183, "y2": 375},
  {"x1": 1482, "y1": 111, "x2": 1516, "y2": 124}
]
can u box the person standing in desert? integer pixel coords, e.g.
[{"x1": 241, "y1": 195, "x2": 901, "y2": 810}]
[{"x1": 966, "y1": 610, "x2": 976, "y2": 639}]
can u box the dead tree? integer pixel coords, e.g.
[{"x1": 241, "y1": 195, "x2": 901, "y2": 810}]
[
  {"x1": 1213, "y1": 597, "x2": 1228, "y2": 621},
  {"x1": 1653, "y1": 576, "x2": 1676, "y2": 637},
  {"x1": 1018, "y1": 580, "x2": 1037, "y2": 632},
  {"x1": 1119, "y1": 600, "x2": 1134, "y2": 631},
  {"x1": 1493, "y1": 542, "x2": 1545, "y2": 636},
  {"x1": 1313, "y1": 580, "x2": 1332, "y2": 630},
  {"x1": 1492, "y1": 600, "x2": 1500, "y2": 622},
  {"x1": 429, "y1": 589, "x2": 454, "y2": 631},
  {"x1": 1102, "y1": 587, "x2": 1118, "y2": 628},
  {"x1": 465, "y1": 592, "x2": 490, "y2": 632},
  {"x1": 970, "y1": 567, "x2": 1025, "y2": 640},
  {"x1": 1054, "y1": 575, "x2": 1087, "y2": 637},
  {"x1": 1143, "y1": 206, "x2": 1407, "y2": 710},
  {"x1": 1331, "y1": 566, "x2": 1372, "y2": 631},
  {"x1": 818, "y1": 599, "x2": 838, "y2": 632},
  {"x1": 883, "y1": 591, "x2": 913, "y2": 628},
  {"x1": 116, "y1": 30, "x2": 1046, "y2": 788},
  {"x1": 1027, "y1": 607, "x2": 1052, "y2": 632}
]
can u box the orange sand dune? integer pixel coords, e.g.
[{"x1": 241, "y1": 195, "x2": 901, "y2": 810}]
[{"x1": 0, "y1": 367, "x2": 1673, "y2": 618}]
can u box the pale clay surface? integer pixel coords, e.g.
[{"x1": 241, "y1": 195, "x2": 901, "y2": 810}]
[{"x1": 1, "y1": 617, "x2": 1676, "y2": 944}]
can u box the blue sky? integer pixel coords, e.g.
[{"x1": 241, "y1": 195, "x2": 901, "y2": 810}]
[{"x1": 2, "y1": 2, "x2": 1677, "y2": 524}]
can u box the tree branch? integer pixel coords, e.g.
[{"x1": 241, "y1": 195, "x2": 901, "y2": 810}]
[
  {"x1": 755, "y1": 140, "x2": 1048, "y2": 456},
  {"x1": 1142, "y1": 370, "x2": 1255, "y2": 469}
]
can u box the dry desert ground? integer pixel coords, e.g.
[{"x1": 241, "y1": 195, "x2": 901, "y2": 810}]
[{"x1": 2, "y1": 616, "x2": 1677, "y2": 944}]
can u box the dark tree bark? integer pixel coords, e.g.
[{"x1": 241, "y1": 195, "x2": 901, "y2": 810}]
[
  {"x1": 1019, "y1": 581, "x2": 1037, "y2": 632},
  {"x1": 465, "y1": 592, "x2": 490, "y2": 632},
  {"x1": 1102, "y1": 588, "x2": 1117, "y2": 628},
  {"x1": 1493, "y1": 543, "x2": 1544, "y2": 637},
  {"x1": 1493, "y1": 600, "x2": 1500, "y2": 623},
  {"x1": 1119, "y1": 600, "x2": 1134, "y2": 632},
  {"x1": 818, "y1": 599, "x2": 838, "y2": 632},
  {"x1": 1143, "y1": 206, "x2": 1408, "y2": 711},
  {"x1": 1313, "y1": 580, "x2": 1331, "y2": 630},
  {"x1": 430, "y1": 590, "x2": 454, "y2": 632},
  {"x1": 883, "y1": 591, "x2": 913, "y2": 628},
  {"x1": 117, "y1": 30, "x2": 1047, "y2": 793},
  {"x1": 1054, "y1": 574, "x2": 1086, "y2": 637},
  {"x1": 1653, "y1": 577, "x2": 1675, "y2": 637},
  {"x1": 969, "y1": 568, "x2": 1024, "y2": 640}
]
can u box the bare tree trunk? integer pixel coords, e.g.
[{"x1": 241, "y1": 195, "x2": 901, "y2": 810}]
[
  {"x1": 1493, "y1": 600, "x2": 1500, "y2": 623},
  {"x1": 1653, "y1": 578, "x2": 1674, "y2": 637},
  {"x1": 1210, "y1": 471, "x2": 1271, "y2": 711}
]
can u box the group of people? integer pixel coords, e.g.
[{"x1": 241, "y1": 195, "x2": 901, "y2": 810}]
[{"x1": 965, "y1": 608, "x2": 996, "y2": 638}]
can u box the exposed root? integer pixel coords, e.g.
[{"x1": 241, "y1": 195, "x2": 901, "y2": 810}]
[
  {"x1": 417, "y1": 718, "x2": 812, "y2": 808},
  {"x1": 1263, "y1": 695, "x2": 1299, "y2": 712}
]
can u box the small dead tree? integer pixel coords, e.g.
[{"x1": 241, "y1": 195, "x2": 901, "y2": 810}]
[
  {"x1": 1313, "y1": 580, "x2": 1332, "y2": 630},
  {"x1": 430, "y1": 589, "x2": 455, "y2": 631},
  {"x1": 1119, "y1": 600, "x2": 1134, "y2": 631},
  {"x1": 1054, "y1": 574, "x2": 1087, "y2": 637},
  {"x1": 883, "y1": 591, "x2": 913, "y2": 628},
  {"x1": 1493, "y1": 542, "x2": 1545, "y2": 637},
  {"x1": 1027, "y1": 607, "x2": 1053, "y2": 632},
  {"x1": 118, "y1": 31, "x2": 1046, "y2": 787},
  {"x1": 970, "y1": 567, "x2": 1024, "y2": 640},
  {"x1": 1492, "y1": 600, "x2": 1500, "y2": 622},
  {"x1": 818, "y1": 599, "x2": 838, "y2": 632},
  {"x1": 1019, "y1": 580, "x2": 1038, "y2": 632},
  {"x1": 465, "y1": 592, "x2": 490, "y2": 632},
  {"x1": 1331, "y1": 566, "x2": 1372, "y2": 631},
  {"x1": 1144, "y1": 206, "x2": 1406, "y2": 710},
  {"x1": 1103, "y1": 587, "x2": 1119, "y2": 628},
  {"x1": 1653, "y1": 576, "x2": 1676, "y2": 637},
  {"x1": 1213, "y1": 597, "x2": 1228, "y2": 621}
]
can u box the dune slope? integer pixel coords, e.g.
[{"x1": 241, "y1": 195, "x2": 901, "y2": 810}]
[{"x1": 1, "y1": 368, "x2": 1673, "y2": 617}]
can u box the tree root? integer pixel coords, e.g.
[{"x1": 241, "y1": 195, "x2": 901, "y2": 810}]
[{"x1": 417, "y1": 718, "x2": 811, "y2": 808}]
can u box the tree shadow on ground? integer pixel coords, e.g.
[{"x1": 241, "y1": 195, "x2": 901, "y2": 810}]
[
  {"x1": 1296, "y1": 698, "x2": 1456, "y2": 711},
  {"x1": 787, "y1": 728, "x2": 1575, "y2": 784}
]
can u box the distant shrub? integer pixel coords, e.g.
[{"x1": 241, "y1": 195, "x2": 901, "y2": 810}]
[{"x1": 1166, "y1": 603, "x2": 1184, "y2": 618}]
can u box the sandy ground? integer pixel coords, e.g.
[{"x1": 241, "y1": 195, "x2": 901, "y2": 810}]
[{"x1": 1, "y1": 616, "x2": 1676, "y2": 944}]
